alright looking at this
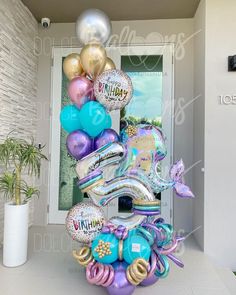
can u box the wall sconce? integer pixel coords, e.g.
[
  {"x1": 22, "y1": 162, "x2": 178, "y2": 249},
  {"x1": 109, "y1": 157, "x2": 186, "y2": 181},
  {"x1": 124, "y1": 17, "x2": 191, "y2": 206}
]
[{"x1": 228, "y1": 55, "x2": 236, "y2": 71}]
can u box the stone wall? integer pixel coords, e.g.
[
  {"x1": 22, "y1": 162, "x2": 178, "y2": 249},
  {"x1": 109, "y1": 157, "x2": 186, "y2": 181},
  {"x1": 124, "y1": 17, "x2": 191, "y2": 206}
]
[{"x1": 0, "y1": 0, "x2": 38, "y2": 243}]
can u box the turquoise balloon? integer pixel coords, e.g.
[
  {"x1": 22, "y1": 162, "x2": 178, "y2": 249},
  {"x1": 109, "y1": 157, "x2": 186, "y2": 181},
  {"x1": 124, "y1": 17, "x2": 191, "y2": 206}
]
[
  {"x1": 80, "y1": 101, "x2": 111, "y2": 137},
  {"x1": 91, "y1": 233, "x2": 119, "y2": 264},
  {"x1": 123, "y1": 234, "x2": 151, "y2": 264},
  {"x1": 60, "y1": 105, "x2": 81, "y2": 133}
]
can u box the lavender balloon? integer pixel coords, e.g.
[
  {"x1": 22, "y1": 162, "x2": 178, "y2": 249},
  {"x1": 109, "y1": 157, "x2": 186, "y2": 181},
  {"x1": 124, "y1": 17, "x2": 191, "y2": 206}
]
[
  {"x1": 66, "y1": 130, "x2": 93, "y2": 160},
  {"x1": 107, "y1": 261, "x2": 135, "y2": 295},
  {"x1": 68, "y1": 76, "x2": 93, "y2": 109},
  {"x1": 140, "y1": 274, "x2": 159, "y2": 287},
  {"x1": 94, "y1": 129, "x2": 119, "y2": 150}
]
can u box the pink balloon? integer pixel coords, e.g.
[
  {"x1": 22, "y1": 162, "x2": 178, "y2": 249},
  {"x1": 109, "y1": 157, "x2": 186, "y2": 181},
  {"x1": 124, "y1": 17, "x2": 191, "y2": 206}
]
[{"x1": 68, "y1": 76, "x2": 93, "y2": 109}]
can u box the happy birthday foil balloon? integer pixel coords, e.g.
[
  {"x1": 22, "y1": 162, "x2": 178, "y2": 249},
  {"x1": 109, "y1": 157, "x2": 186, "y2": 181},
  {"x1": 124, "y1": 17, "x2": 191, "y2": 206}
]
[
  {"x1": 66, "y1": 203, "x2": 106, "y2": 244},
  {"x1": 117, "y1": 124, "x2": 167, "y2": 176},
  {"x1": 94, "y1": 69, "x2": 133, "y2": 111}
]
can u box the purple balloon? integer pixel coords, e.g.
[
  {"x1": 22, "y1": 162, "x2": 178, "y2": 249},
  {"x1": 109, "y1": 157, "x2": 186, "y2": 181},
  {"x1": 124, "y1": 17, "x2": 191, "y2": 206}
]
[
  {"x1": 68, "y1": 76, "x2": 93, "y2": 109},
  {"x1": 94, "y1": 129, "x2": 119, "y2": 150},
  {"x1": 107, "y1": 262, "x2": 135, "y2": 295},
  {"x1": 140, "y1": 274, "x2": 159, "y2": 286},
  {"x1": 66, "y1": 130, "x2": 93, "y2": 160}
]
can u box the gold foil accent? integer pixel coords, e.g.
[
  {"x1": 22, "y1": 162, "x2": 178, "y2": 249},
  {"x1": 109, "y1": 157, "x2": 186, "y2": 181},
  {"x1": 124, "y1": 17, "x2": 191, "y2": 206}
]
[
  {"x1": 81, "y1": 179, "x2": 105, "y2": 193},
  {"x1": 94, "y1": 240, "x2": 112, "y2": 258},
  {"x1": 127, "y1": 125, "x2": 137, "y2": 137},
  {"x1": 126, "y1": 258, "x2": 149, "y2": 285},
  {"x1": 118, "y1": 239, "x2": 123, "y2": 261},
  {"x1": 133, "y1": 199, "x2": 161, "y2": 206},
  {"x1": 72, "y1": 246, "x2": 94, "y2": 267}
]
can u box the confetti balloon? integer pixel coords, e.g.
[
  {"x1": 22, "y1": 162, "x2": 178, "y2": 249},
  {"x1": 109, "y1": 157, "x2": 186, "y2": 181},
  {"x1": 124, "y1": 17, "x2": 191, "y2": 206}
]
[
  {"x1": 66, "y1": 203, "x2": 106, "y2": 244},
  {"x1": 94, "y1": 69, "x2": 133, "y2": 111}
]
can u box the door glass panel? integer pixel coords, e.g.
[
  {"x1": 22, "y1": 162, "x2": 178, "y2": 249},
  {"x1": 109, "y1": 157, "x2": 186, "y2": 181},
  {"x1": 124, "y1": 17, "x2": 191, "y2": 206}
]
[
  {"x1": 58, "y1": 59, "x2": 84, "y2": 210},
  {"x1": 119, "y1": 55, "x2": 163, "y2": 213}
]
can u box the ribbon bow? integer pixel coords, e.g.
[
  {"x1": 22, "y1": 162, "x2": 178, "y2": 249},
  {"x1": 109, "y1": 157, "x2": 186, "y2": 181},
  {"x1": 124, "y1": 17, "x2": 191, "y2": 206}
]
[{"x1": 101, "y1": 222, "x2": 128, "y2": 240}]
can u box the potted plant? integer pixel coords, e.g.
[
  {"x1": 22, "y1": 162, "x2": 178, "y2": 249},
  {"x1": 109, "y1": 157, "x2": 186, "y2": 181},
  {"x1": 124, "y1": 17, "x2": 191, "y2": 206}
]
[{"x1": 0, "y1": 134, "x2": 47, "y2": 267}]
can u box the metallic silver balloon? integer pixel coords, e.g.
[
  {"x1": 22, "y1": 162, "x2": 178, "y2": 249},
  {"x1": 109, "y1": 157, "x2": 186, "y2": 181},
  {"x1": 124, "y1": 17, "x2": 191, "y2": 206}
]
[
  {"x1": 88, "y1": 176, "x2": 155, "y2": 229},
  {"x1": 76, "y1": 142, "x2": 155, "y2": 229},
  {"x1": 76, "y1": 142, "x2": 126, "y2": 180},
  {"x1": 76, "y1": 9, "x2": 112, "y2": 45}
]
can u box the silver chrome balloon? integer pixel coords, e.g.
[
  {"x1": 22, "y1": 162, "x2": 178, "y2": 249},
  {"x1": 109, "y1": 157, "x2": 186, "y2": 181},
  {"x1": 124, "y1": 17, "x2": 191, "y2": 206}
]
[
  {"x1": 76, "y1": 9, "x2": 112, "y2": 45},
  {"x1": 76, "y1": 142, "x2": 126, "y2": 180},
  {"x1": 89, "y1": 176, "x2": 155, "y2": 207},
  {"x1": 88, "y1": 175, "x2": 155, "y2": 229},
  {"x1": 76, "y1": 142, "x2": 155, "y2": 229}
]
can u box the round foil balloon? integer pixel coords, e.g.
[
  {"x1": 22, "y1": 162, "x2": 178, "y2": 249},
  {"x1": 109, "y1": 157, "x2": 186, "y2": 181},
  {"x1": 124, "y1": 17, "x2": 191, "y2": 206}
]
[
  {"x1": 66, "y1": 203, "x2": 106, "y2": 244},
  {"x1": 118, "y1": 124, "x2": 167, "y2": 175},
  {"x1": 76, "y1": 9, "x2": 112, "y2": 45},
  {"x1": 94, "y1": 69, "x2": 133, "y2": 111},
  {"x1": 63, "y1": 53, "x2": 83, "y2": 80}
]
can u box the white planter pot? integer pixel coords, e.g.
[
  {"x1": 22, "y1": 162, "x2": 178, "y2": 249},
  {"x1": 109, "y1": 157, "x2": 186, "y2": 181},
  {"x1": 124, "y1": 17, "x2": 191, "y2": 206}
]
[{"x1": 3, "y1": 202, "x2": 29, "y2": 267}]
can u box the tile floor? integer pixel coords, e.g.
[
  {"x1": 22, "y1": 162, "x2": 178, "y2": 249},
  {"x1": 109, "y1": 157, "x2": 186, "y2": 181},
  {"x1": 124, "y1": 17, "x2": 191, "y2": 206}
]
[{"x1": 0, "y1": 225, "x2": 235, "y2": 295}]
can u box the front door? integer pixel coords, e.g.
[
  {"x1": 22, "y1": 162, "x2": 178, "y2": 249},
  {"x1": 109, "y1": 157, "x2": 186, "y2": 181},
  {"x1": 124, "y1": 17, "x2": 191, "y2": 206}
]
[{"x1": 49, "y1": 44, "x2": 174, "y2": 224}]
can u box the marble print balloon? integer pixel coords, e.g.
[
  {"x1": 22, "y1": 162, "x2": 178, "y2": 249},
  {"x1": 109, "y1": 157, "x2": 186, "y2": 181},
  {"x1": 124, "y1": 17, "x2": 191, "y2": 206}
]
[
  {"x1": 66, "y1": 203, "x2": 106, "y2": 244},
  {"x1": 117, "y1": 124, "x2": 167, "y2": 176},
  {"x1": 94, "y1": 69, "x2": 133, "y2": 111}
]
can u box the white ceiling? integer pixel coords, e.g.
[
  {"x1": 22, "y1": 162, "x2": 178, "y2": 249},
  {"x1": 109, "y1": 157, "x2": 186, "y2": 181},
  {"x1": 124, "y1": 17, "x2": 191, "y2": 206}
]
[{"x1": 22, "y1": 0, "x2": 200, "y2": 22}]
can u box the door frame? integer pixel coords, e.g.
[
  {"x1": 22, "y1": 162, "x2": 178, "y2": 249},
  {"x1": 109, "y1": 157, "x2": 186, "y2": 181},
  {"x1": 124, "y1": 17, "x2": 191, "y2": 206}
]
[{"x1": 48, "y1": 44, "x2": 174, "y2": 225}]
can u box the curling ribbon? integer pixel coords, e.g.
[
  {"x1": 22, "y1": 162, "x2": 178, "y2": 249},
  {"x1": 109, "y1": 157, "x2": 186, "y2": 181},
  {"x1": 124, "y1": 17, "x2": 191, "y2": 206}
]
[
  {"x1": 126, "y1": 258, "x2": 149, "y2": 285},
  {"x1": 86, "y1": 261, "x2": 115, "y2": 287},
  {"x1": 72, "y1": 246, "x2": 94, "y2": 267}
]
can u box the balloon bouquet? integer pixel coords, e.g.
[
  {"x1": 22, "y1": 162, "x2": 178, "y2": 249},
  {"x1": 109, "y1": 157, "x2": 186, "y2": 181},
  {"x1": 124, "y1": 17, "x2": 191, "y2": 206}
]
[{"x1": 61, "y1": 9, "x2": 194, "y2": 295}]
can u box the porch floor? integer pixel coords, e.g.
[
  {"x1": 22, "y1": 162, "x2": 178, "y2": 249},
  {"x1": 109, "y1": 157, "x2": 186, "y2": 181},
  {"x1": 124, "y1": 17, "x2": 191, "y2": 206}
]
[{"x1": 0, "y1": 225, "x2": 235, "y2": 295}]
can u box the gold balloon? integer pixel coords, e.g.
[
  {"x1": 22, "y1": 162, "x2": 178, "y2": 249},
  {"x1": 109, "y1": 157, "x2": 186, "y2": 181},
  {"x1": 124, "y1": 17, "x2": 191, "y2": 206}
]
[
  {"x1": 104, "y1": 57, "x2": 116, "y2": 72},
  {"x1": 63, "y1": 53, "x2": 83, "y2": 80},
  {"x1": 80, "y1": 43, "x2": 107, "y2": 80}
]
